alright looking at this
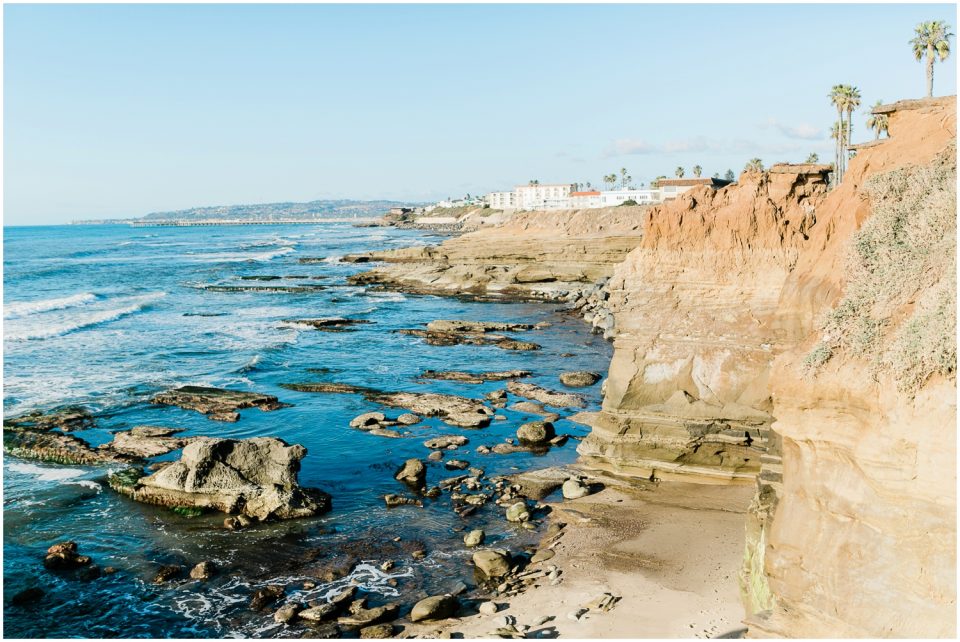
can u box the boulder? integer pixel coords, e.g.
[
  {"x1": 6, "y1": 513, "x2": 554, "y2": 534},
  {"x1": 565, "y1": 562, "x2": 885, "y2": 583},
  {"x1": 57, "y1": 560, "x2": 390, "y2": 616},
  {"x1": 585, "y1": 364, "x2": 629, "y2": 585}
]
[
  {"x1": 424, "y1": 435, "x2": 468, "y2": 449},
  {"x1": 384, "y1": 494, "x2": 422, "y2": 508},
  {"x1": 394, "y1": 459, "x2": 426, "y2": 490},
  {"x1": 101, "y1": 430, "x2": 195, "y2": 458},
  {"x1": 350, "y1": 412, "x2": 386, "y2": 428},
  {"x1": 507, "y1": 467, "x2": 570, "y2": 500},
  {"x1": 370, "y1": 392, "x2": 492, "y2": 428},
  {"x1": 189, "y1": 561, "x2": 216, "y2": 580},
  {"x1": 464, "y1": 529, "x2": 485, "y2": 547},
  {"x1": 397, "y1": 413, "x2": 421, "y2": 425},
  {"x1": 559, "y1": 371, "x2": 602, "y2": 388},
  {"x1": 250, "y1": 585, "x2": 285, "y2": 610},
  {"x1": 445, "y1": 459, "x2": 470, "y2": 471},
  {"x1": 472, "y1": 550, "x2": 512, "y2": 579},
  {"x1": 410, "y1": 594, "x2": 458, "y2": 622},
  {"x1": 479, "y1": 601, "x2": 499, "y2": 615},
  {"x1": 299, "y1": 603, "x2": 338, "y2": 622},
  {"x1": 108, "y1": 437, "x2": 331, "y2": 521},
  {"x1": 562, "y1": 478, "x2": 590, "y2": 500},
  {"x1": 505, "y1": 501, "x2": 530, "y2": 523},
  {"x1": 43, "y1": 541, "x2": 92, "y2": 570},
  {"x1": 337, "y1": 603, "x2": 399, "y2": 626},
  {"x1": 10, "y1": 587, "x2": 45, "y2": 606},
  {"x1": 516, "y1": 421, "x2": 555, "y2": 445},
  {"x1": 153, "y1": 564, "x2": 182, "y2": 584},
  {"x1": 274, "y1": 602, "x2": 303, "y2": 624}
]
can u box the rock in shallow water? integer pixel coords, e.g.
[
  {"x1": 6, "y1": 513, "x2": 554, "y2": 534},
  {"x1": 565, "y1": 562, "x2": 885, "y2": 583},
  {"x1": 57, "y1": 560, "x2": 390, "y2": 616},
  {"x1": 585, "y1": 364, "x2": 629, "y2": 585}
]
[
  {"x1": 516, "y1": 421, "x2": 555, "y2": 445},
  {"x1": 189, "y1": 561, "x2": 216, "y2": 580},
  {"x1": 464, "y1": 529, "x2": 485, "y2": 547},
  {"x1": 151, "y1": 386, "x2": 282, "y2": 420},
  {"x1": 394, "y1": 458, "x2": 426, "y2": 490},
  {"x1": 43, "y1": 541, "x2": 92, "y2": 571},
  {"x1": 559, "y1": 371, "x2": 602, "y2": 388},
  {"x1": 507, "y1": 382, "x2": 586, "y2": 409},
  {"x1": 108, "y1": 437, "x2": 331, "y2": 521}
]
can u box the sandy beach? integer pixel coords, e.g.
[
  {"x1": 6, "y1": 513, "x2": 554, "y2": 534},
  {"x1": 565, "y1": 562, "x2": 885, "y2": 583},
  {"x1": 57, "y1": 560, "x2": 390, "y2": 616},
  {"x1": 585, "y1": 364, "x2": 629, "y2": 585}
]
[{"x1": 406, "y1": 470, "x2": 754, "y2": 639}]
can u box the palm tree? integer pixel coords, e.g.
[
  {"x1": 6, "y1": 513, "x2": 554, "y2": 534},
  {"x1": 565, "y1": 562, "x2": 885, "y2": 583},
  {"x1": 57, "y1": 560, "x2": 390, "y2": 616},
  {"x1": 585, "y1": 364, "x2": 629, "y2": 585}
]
[
  {"x1": 620, "y1": 167, "x2": 629, "y2": 189},
  {"x1": 805, "y1": 153, "x2": 820, "y2": 163},
  {"x1": 829, "y1": 84, "x2": 847, "y2": 180},
  {"x1": 744, "y1": 158, "x2": 764, "y2": 173},
  {"x1": 585, "y1": 181, "x2": 592, "y2": 190},
  {"x1": 651, "y1": 175, "x2": 667, "y2": 189},
  {"x1": 911, "y1": 21, "x2": 953, "y2": 97},
  {"x1": 724, "y1": 169, "x2": 735, "y2": 181},
  {"x1": 692, "y1": 165, "x2": 702, "y2": 177},
  {"x1": 830, "y1": 121, "x2": 849, "y2": 173},
  {"x1": 603, "y1": 174, "x2": 617, "y2": 191},
  {"x1": 866, "y1": 99, "x2": 889, "y2": 140},
  {"x1": 675, "y1": 167, "x2": 685, "y2": 178},
  {"x1": 843, "y1": 85, "x2": 861, "y2": 166}
]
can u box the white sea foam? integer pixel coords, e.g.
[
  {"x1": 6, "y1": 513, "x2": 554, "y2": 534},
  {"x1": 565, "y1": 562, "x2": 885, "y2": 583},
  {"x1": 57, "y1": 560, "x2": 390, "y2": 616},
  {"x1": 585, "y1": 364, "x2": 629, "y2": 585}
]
[
  {"x1": 192, "y1": 246, "x2": 296, "y2": 263},
  {"x1": 4, "y1": 292, "x2": 166, "y2": 341},
  {"x1": 4, "y1": 292, "x2": 97, "y2": 319},
  {"x1": 6, "y1": 462, "x2": 102, "y2": 491}
]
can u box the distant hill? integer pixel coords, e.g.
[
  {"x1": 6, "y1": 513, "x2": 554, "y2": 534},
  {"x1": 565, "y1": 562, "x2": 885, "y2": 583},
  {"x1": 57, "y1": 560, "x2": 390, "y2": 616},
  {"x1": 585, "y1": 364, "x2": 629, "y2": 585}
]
[
  {"x1": 140, "y1": 199, "x2": 418, "y2": 221},
  {"x1": 73, "y1": 199, "x2": 421, "y2": 224}
]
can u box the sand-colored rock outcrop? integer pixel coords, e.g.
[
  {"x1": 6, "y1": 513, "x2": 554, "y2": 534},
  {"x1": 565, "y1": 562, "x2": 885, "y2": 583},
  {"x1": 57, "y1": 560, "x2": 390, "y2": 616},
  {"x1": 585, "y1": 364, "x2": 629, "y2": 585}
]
[
  {"x1": 742, "y1": 97, "x2": 957, "y2": 638},
  {"x1": 577, "y1": 163, "x2": 830, "y2": 483},
  {"x1": 110, "y1": 437, "x2": 331, "y2": 520},
  {"x1": 348, "y1": 207, "x2": 646, "y2": 299}
]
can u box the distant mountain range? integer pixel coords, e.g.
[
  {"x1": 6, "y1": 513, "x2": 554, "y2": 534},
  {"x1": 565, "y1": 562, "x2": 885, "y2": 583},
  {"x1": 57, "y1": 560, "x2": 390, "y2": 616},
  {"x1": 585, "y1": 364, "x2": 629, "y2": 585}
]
[{"x1": 73, "y1": 199, "x2": 421, "y2": 224}]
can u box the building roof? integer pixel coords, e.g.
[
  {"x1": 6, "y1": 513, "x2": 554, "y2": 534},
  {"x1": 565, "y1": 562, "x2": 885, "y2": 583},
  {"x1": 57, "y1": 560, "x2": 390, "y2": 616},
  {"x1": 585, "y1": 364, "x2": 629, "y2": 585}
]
[
  {"x1": 570, "y1": 191, "x2": 600, "y2": 196},
  {"x1": 657, "y1": 177, "x2": 730, "y2": 187}
]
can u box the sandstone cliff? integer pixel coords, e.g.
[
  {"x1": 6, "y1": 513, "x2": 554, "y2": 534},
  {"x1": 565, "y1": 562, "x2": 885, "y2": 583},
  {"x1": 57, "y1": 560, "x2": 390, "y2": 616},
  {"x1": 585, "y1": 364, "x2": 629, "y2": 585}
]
[
  {"x1": 348, "y1": 206, "x2": 646, "y2": 300},
  {"x1": 742, "y1": 98, "x2": 957, "y2": 638},
  {"x1": 576, "y1": 164, "x2": 830, "y2": 483}
]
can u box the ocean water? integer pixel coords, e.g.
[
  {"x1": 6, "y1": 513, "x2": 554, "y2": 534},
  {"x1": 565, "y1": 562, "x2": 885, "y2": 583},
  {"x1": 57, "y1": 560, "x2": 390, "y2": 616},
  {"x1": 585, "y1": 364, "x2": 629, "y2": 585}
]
[{"x1": 2, "y1": 223, "x2": 612, "y2": 637}]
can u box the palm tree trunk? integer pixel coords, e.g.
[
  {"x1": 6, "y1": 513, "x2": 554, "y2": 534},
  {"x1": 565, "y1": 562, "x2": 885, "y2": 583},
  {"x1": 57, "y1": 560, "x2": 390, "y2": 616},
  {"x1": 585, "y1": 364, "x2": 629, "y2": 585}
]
[
  {"x1": 927, "y1": 47, "x2": 935, "y2": 97},
  {"x1": 845, "y1": 108, "x2": 853, "y2": 173}
]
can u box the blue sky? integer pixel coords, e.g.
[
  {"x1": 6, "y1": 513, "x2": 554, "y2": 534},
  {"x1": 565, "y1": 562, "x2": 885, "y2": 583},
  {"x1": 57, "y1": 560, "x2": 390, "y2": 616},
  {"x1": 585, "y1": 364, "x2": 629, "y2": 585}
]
[{"x1": 4, "y1": 3, "x2": 957, "y2": 224}]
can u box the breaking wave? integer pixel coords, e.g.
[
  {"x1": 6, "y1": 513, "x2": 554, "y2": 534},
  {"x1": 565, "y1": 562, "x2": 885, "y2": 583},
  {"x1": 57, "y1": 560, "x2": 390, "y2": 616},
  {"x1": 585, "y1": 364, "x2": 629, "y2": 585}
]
[
  {"x1": 4, "y1": 292, "x2": 97, "y2": 319},
  {"x1": 4, "y1": 292, "x2": 166, "y2": 341}
]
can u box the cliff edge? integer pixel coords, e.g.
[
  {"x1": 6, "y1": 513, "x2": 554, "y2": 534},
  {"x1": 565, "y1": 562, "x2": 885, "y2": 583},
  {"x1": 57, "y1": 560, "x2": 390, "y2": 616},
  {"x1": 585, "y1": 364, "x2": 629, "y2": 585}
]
[{"x1": 743, "y1": 97, "x2": 956, "y2": 638}]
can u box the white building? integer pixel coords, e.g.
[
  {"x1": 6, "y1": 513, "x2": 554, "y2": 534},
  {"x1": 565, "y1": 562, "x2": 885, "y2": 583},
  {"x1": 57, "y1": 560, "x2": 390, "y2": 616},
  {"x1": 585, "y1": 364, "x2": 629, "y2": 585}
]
[
  {"x1": 486, "y1": 191, "x2": 517, "y2": 209},
  {"x1": 569, "y1": 190, "x2": 601, "y2": 208},
  {"x1": 598, "y1": 188, "x2": 660, "y2": 207},
  {"x1": 514, "y1": 183, "x2": 575, "y2": 210}
]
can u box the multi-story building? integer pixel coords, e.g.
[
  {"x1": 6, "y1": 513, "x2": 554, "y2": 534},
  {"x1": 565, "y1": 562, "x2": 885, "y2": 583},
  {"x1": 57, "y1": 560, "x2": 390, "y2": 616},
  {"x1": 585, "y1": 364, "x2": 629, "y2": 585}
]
[
  {"x1": 569, "y1": 190, "x2": 601, "y2": 208},
  {"x1": 514, "y1": 183, "x2": 575, "y2": 210},
  {"x1": 486, "y1": 191, "x2": 517, "y2": 209},
  {"x1": 598, "y1": 188, "x2": 660, "y2": 207}
]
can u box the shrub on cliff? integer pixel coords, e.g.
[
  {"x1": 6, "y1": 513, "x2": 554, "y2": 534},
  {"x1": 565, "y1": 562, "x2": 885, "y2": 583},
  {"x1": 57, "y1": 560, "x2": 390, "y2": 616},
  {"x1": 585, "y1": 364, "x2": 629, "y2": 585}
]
[{"x1": 807, "y1": 145, "x2": 957, "y2": 394}]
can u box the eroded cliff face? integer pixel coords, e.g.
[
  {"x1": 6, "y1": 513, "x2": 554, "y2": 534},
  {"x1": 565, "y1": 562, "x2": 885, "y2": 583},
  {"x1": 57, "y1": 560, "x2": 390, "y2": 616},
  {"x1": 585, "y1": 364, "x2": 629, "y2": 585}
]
[
  {"x1": 348, "y1": 207, "x2": 646, "y2": 300},
  {"x1": 577, "y1": 165, "x2": 829, "y2": 483},
  {"x1": 742, "y1": 98, "x2": 957, "y2": 638}
]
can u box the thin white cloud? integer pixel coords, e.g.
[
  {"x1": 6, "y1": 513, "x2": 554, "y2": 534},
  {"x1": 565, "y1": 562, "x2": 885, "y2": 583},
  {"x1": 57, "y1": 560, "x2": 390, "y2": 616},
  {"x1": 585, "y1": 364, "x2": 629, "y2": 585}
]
[{"x1": 761, "y1": 118, "x2": 827, "y2": 141}]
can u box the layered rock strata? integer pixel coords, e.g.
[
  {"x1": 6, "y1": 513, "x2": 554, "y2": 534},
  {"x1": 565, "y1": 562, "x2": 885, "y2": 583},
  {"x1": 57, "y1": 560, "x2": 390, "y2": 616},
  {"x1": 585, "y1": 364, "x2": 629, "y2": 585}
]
[
  {"x1": 742, "y1": 97, "x2": 957, "y2": 638},
  {"x1": 346, "y1": 207, "x2": 647, "y2": 300},
  {"x1": 577, "y1": 163, "x2": 830, "y2": 483}
]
